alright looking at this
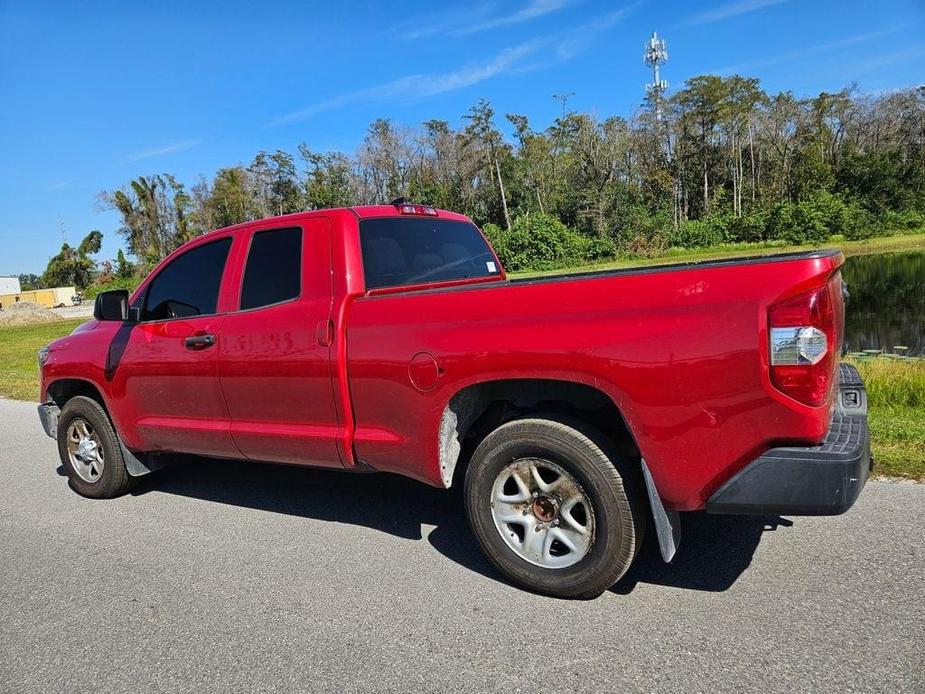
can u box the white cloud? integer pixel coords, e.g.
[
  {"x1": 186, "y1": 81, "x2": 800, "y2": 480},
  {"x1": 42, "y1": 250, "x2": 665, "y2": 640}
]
[
  {"x1": 689, "y1": 0, "x2": 787, "y2": 25},
  {"x1": 457, "y1": 0, "x2": 574, "y2": 35},
  {"x1": 712, "y1": 26, "x2": 908, "y2": 75},
  {"x1": 391, "y1": 3, "x2": 495, "y2": 41},
  {"x1": 126, "y1": 139, "x2": 201, "y2": 162},
  {"x1": 835, "y1": 43, "x2": 925, "y2": 76},
  {"x1": 266, "y1": 41, "x2": 544, "y2": 127},
  {"x1": 554, "y1": 4, "x2": 637, "y2": 60},
  {"x1": 395, "y1": 0, "x2": 577, "y2": 41},
  {"x1": 266, "y1": 5, "x2": 635, "y2": 127}
]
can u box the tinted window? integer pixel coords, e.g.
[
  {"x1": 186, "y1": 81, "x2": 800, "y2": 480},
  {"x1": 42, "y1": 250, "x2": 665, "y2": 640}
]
[
  {"x1": 359, "y1": 218, "x2": 500, "y2": 289},
  {"x1": 240, "y1": 227, "x2": 302, "y2": 310},
  {"x1": 142, "y1": 238, "x2": 232, "y2": 321}
]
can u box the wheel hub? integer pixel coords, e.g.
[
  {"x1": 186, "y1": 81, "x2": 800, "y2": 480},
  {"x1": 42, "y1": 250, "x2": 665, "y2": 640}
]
[
  {"x1": 531, "y1": 495, "x2": 559, "y2": 523},
  {"x1": 77, "y1": 437, "x2": 97, "y2": 461}
]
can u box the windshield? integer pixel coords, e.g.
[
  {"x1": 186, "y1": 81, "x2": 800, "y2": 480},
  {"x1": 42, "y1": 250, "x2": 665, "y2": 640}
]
[{"x1": 359, "y1": 217, "x2": 501, "y2": 290}]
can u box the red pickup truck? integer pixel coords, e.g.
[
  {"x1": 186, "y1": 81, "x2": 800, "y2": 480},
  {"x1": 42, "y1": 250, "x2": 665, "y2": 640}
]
[{"x1": 37, "y1": 202, "x2": 871, "y2": 598}]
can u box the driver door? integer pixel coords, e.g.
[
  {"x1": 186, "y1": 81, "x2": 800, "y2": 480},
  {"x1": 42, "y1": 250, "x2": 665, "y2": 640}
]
[{"x1": 108, "y1": 235, "x2": 238, "y2": 458}]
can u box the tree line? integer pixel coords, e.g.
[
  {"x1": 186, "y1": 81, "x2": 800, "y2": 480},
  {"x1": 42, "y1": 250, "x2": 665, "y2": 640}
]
[{"x1": 32, "y1": 74, "x2": 925, "y2": 288}]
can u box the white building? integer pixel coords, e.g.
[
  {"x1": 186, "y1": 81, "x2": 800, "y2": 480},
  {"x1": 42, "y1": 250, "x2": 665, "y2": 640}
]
[{"x1": 0, "y1": 276, "x2": 21, "y2": 295}]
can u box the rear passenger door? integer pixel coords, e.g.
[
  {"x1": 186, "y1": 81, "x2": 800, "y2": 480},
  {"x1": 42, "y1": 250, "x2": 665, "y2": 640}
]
[{"x1": 217, "y1": 219, "x2": 342, "y2": 467}]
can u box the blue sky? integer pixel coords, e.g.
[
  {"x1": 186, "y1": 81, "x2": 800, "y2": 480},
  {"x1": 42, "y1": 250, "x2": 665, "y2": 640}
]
[{"x1": 1, "y1": 0, "x2": 923, "y2": 275}]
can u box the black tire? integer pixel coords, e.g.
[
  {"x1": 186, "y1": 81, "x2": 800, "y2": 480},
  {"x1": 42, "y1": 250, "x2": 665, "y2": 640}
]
[
  {"x1": 57, "y1": 395, "x2": 133, "y2": 499},
  {"x1": 464, "y1": 417, "x2": 645, "y2": 599}
]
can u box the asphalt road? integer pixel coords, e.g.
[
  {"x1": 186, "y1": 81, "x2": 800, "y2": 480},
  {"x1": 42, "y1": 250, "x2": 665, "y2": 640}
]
[{"x1": 1, "y1": 397, "x2": 922, "y2": 693}]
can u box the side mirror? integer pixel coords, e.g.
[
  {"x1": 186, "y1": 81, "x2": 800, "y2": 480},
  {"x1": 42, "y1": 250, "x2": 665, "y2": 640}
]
[{"x1": 94, "y1": 290, "x2": 133, "y2": 322}]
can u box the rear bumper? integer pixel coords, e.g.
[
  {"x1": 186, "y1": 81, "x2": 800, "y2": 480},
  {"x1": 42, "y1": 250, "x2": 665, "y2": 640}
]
[{"x1": 707, "y1": 364, "x2": 872, "y2": 516}]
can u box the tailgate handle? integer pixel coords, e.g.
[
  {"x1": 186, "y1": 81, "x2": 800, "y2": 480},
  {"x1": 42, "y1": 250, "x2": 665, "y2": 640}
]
[{"x1": 184, "y1": 333, "x2": 215, "y2": 350}]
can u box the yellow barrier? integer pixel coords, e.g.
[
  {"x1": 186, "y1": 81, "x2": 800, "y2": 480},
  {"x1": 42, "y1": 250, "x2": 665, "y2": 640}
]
[{"x1": 0, "y1": 287, "x2": 76, "y2": 309}]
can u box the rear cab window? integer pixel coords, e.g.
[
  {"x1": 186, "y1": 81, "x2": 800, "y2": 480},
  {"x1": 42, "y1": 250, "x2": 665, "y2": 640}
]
[{"x1": 359, "y1": 217, "x2": 501, "y2": 290}]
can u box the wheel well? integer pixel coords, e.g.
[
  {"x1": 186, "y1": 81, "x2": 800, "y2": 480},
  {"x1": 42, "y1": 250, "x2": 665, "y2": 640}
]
[
  {"x1": 438, "y1": 379, "x2": 639, "y2": 488},
  {"x1": 46, "y1": 379, "x2": 106, "y2": 410}
]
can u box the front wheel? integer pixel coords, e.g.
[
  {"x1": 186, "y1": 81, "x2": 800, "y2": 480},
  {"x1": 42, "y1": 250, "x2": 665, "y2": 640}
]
[
  {"x1": 57, "y1": 396, "x2": 133, "y2": 498},
  {"x1": 464, "y1": 417, "x2": 645, "y2": 599}
]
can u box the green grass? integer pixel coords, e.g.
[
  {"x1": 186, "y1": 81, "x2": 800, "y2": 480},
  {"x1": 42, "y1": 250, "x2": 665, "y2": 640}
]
[
  {"x1": 510, "y1": 232, "x2": 925, "y2": 279},
  {"x1": 848, "y1": 357, "x2": 925, "y2": 480},
  {"x1": 0, "y1": 319, "x2": 84, "y2": 401},
  {"x1": 1, "y1": 319, "x2": 922, "y2": 480}
]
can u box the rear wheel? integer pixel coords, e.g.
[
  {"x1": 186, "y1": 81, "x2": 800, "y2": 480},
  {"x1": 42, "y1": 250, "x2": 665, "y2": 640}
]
[
  {"x1": 57, "y1": 396, "x2": 133, "y2": 498},
  {"x1": 465, "y1": 417, "x2": 644, "y2": 599}
]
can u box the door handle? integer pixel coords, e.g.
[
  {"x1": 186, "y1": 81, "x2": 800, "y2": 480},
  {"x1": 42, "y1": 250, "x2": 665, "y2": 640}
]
[{"x1": 184, "y1": 333, "x2": 215, "y2": 350}]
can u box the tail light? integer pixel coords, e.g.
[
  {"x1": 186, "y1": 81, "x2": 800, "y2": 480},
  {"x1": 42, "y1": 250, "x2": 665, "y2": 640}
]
[{"x1": 768, "y1": 273, "x2": 844, "y2": 407}]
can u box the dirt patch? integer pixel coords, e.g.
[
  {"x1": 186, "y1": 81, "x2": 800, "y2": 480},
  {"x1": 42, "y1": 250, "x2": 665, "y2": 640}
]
[{"x1": 0, "y1": 301, "x2": 64, "y2": 327}]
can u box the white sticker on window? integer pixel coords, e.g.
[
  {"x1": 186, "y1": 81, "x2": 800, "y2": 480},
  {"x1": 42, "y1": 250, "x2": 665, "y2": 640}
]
[{"x1": 487, "y1": 261, "x2": 497, "y2": 273}]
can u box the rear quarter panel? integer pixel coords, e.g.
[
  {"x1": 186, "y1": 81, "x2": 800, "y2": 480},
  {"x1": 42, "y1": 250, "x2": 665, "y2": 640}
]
[{"x1": 346, "y1": 253, "x2": 842, "y2": 510}]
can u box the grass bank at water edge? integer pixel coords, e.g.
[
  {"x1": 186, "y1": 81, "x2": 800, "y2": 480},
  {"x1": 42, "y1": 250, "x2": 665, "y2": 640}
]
[
  {"x1": 511, "y1": 233, "x2": 925, "y2": 278},
  {"x1": 847, "y1": 357, "x2": 925, "y2": 481}
]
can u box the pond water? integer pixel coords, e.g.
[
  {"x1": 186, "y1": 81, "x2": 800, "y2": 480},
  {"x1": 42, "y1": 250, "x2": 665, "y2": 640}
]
[{"x1": 842, "y1": 250, "x2": 925, "y2": 357}]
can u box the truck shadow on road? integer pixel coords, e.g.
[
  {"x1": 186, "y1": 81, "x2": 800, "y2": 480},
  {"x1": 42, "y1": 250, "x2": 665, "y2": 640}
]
[
  {"x1": 124, "y1": 457, "x2": 790, "y2": 595},
  {"x1": 611, "y1": 513, "x2": 792, "y2": 594}
]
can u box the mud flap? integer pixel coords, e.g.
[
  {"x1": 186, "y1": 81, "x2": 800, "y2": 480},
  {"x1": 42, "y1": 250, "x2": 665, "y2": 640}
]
[
  {"x1": 641, "y1": 458, "x2": 680, "y2": 562},
  {"x1": 118, "y1": 437, "x2": 166, "y2": 477}
]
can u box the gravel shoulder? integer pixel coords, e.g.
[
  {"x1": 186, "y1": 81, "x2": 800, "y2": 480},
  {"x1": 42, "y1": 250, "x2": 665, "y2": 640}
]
[{"x1": 50, "y1": 304, "x2": 94, "y2": 320}]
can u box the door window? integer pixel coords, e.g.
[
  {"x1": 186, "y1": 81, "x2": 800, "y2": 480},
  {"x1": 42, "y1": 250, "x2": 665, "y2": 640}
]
[
  {"x1": 240, "y1": 227, "x2": 302, "y2": 310},
  {"x1": 141, "y1": 238, "x2": 232, "y2": 321}
]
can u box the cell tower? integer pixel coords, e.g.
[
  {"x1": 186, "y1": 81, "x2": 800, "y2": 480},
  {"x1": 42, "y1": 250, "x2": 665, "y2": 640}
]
[{"x1": 644, "y1": 31, "x2": 669, "y2": 120}]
